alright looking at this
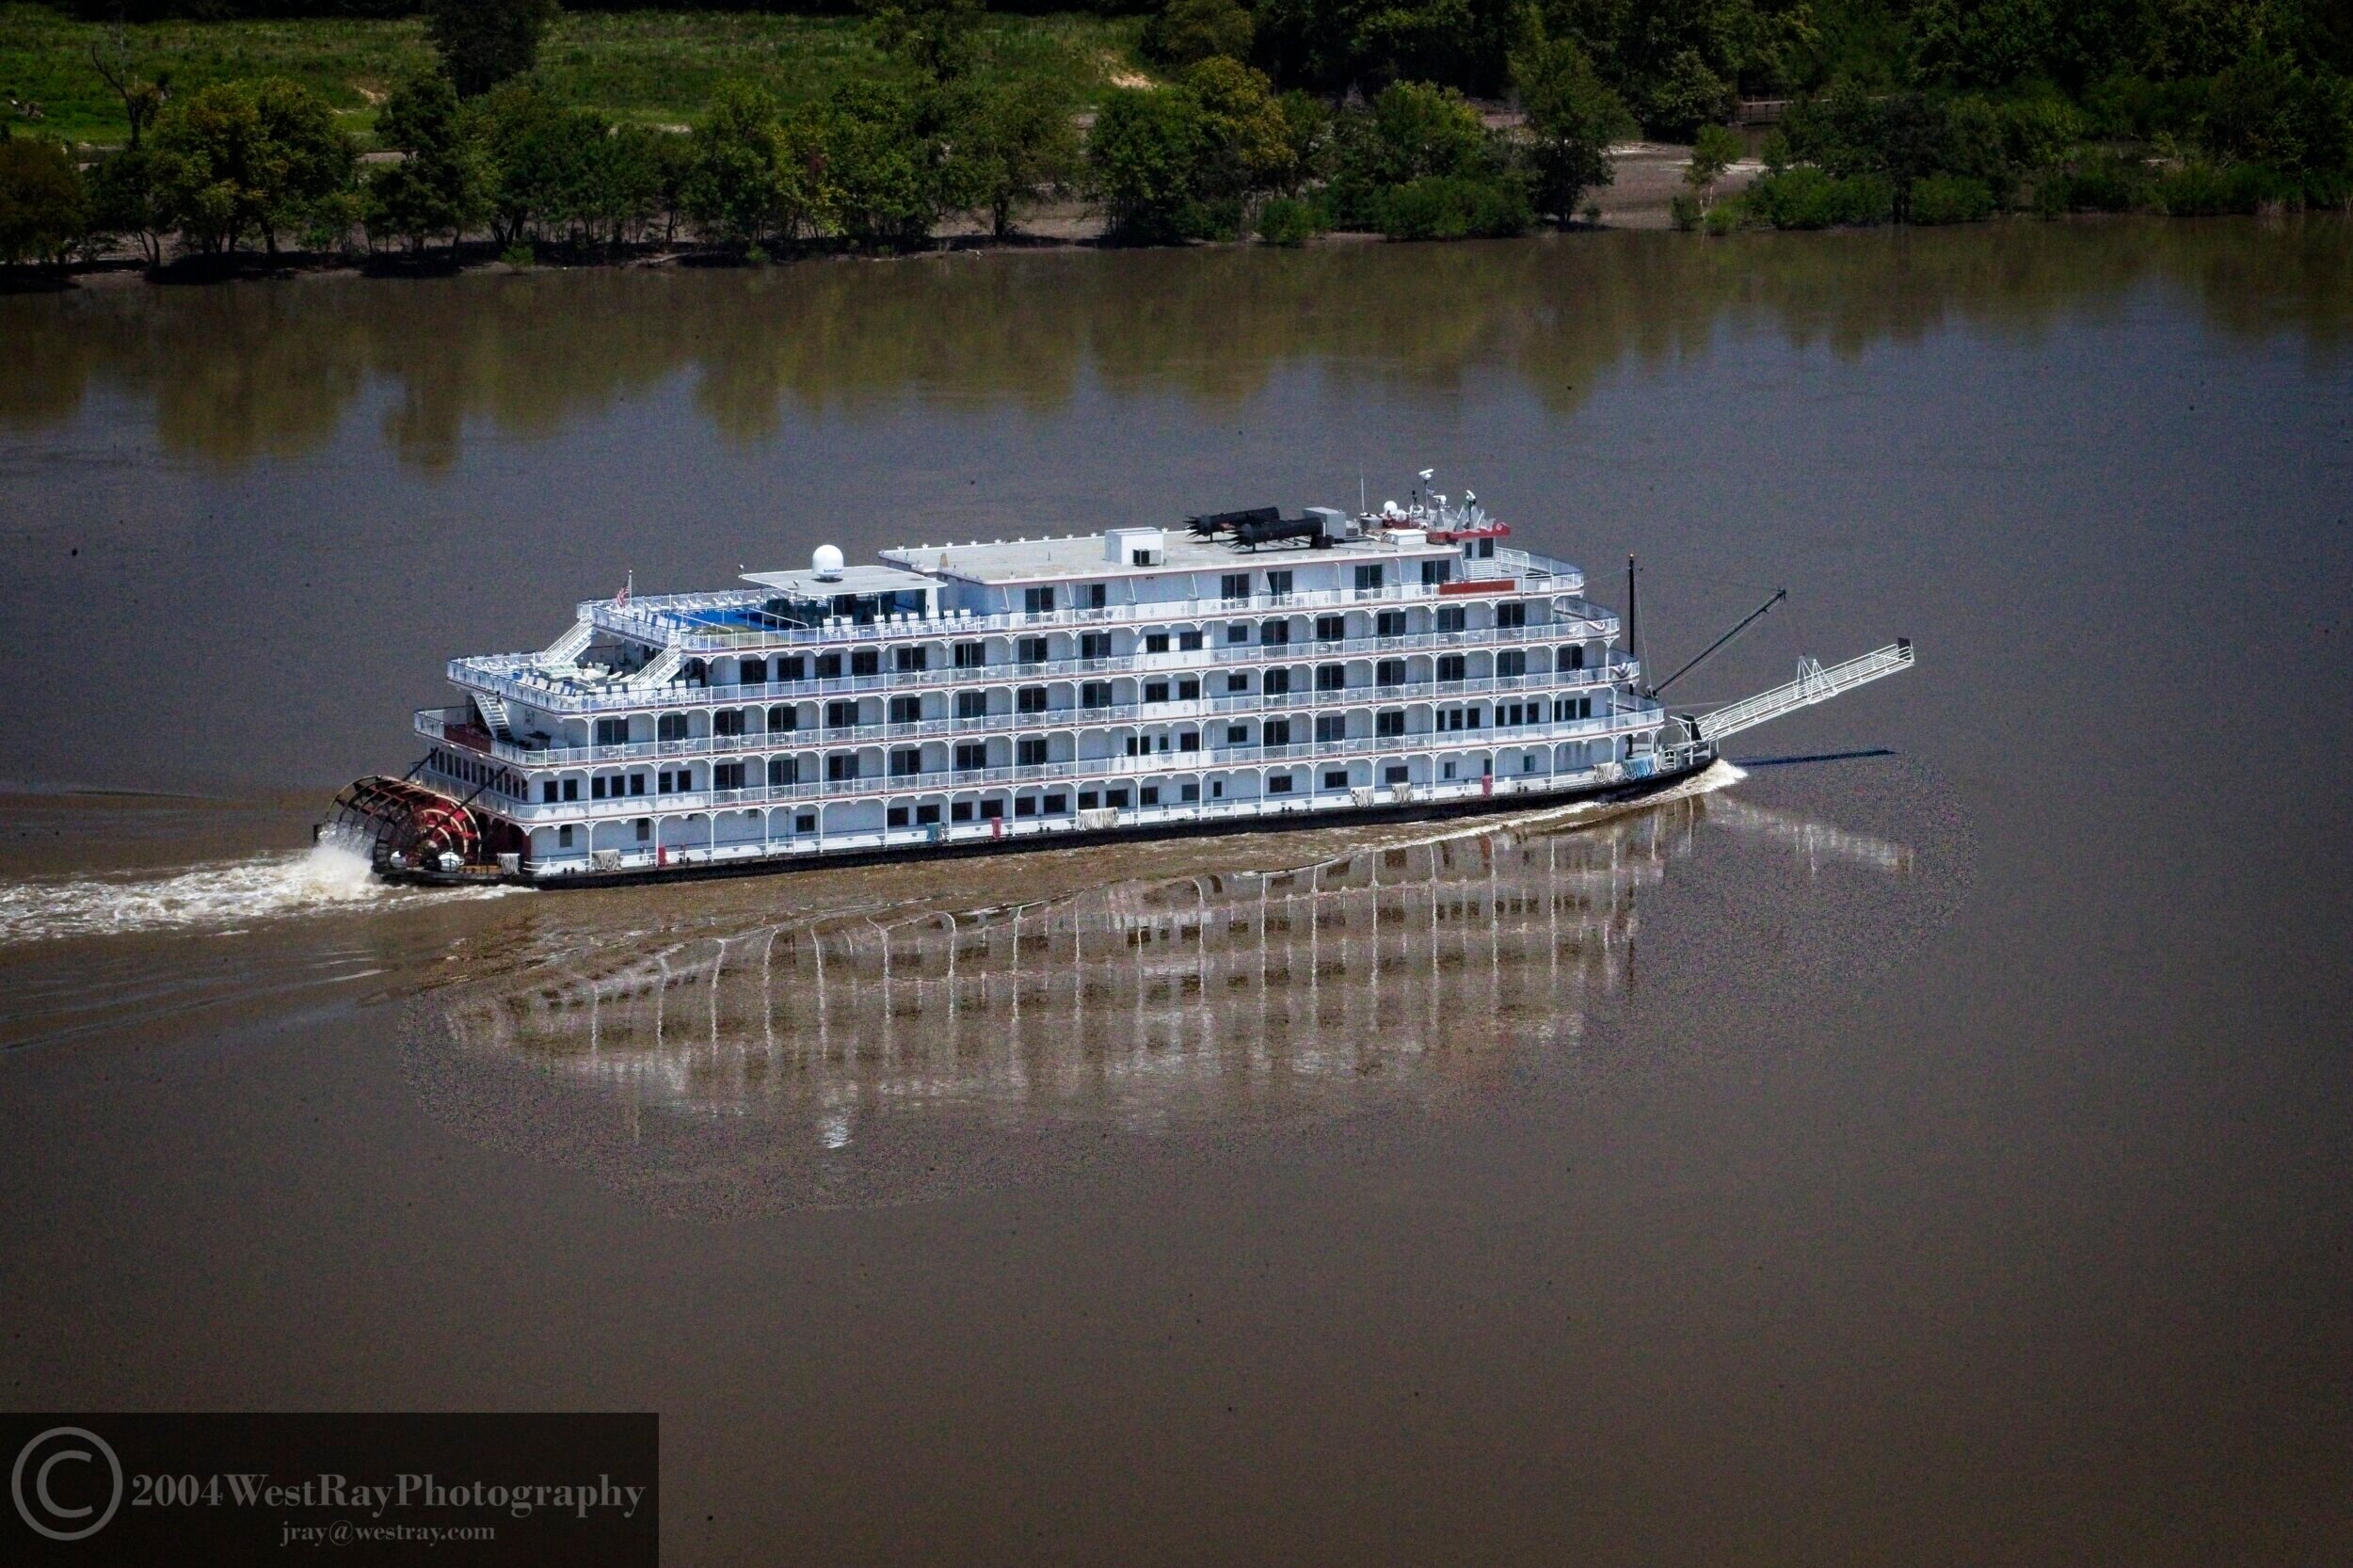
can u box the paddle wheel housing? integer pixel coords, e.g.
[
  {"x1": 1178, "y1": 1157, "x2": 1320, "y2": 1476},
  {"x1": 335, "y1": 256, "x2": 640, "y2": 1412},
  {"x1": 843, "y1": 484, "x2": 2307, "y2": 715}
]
[{"x1": 325, "y1": 776, "x2": 486, "y2": 872}]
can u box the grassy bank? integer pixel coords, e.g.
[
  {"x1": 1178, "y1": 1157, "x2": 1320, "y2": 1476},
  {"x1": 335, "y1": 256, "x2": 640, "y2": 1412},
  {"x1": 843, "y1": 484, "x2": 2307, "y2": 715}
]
[{"x1": 0, "y1": 3, "x2": 1150, "y2": 147}]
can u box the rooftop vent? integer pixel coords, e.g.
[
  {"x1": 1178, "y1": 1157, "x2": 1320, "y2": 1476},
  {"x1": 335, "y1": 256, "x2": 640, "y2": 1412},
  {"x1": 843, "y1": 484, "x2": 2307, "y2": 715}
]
[{"x1": 1106, "y1": 526, "x2": 1166, "y2": 567}]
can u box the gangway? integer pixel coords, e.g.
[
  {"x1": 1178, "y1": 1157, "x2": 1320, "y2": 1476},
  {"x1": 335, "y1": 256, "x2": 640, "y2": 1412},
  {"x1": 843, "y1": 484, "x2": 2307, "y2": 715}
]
[{"x1": 1691, "y1": 640, "x2": 1913, "y2": 745}]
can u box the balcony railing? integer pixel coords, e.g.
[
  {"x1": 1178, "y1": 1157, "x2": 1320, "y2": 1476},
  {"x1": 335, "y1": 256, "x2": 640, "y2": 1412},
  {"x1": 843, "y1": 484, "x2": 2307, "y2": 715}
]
[
  {"x1": 420, "y1": 708, "x2": 1651, "y2": 825},
  {"x1": 418, "y1": 661, "x2": 1640, "y2": 769}
]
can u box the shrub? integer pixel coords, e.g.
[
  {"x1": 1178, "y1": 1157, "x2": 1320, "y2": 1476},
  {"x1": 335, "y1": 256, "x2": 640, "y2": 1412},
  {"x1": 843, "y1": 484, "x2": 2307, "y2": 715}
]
[
  {"x1": 2153, "y1": 159, "x2": 2285, "y2": 215},
  {"x1": 1142, "y1": 0, "x2": 1254, "y2": 69},
  {"x1": 1255, "y1": 195, "x2": 1320, "y2": 245},
  {"x1": 1702, "y1": 199, "x2": 1742, "y2": 234},
  {"x1": 1744, "y1": 167, "x2": 1893, "y2": 228},
  {"x1": 1668, "y1": 191, "x2": 1703, "y2": 230},
  {"x1": 0, "y1": 137, "x2": 87, "y2": 266},
  {"x1": 1377, "y1": 174, "x2": 1531, "y2": 240},
  {"x1": 2057, "y1": 150, "x2": 2151, "y2": 212},
  {"x1": 1908, "y1": 173, "x2": 1994, "y2": 223}
]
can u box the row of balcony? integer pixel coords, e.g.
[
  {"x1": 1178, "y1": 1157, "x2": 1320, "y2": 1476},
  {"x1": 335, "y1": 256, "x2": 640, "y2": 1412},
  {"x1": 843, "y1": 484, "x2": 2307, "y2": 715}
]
[{"x1": 432, "y1": 711, "x2": 1653, "y2": 824}]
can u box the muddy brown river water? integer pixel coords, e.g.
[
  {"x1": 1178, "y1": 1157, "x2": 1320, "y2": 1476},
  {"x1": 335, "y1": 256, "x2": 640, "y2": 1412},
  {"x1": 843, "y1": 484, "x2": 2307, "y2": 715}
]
[{"x1": 2, "y1": 220, "x2": 2349, "y2": 1564}]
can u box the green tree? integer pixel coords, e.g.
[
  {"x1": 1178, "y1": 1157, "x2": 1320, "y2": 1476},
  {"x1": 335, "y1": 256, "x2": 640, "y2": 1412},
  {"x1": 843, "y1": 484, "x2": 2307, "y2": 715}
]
[
  {"x1": 1088, "y1": 85, "x2": 1206, "y2": 244},
  {"x1": 648, "y1": 128, "x2": 697, "y2": 244},
  {"x1": 1185, "y1": 56, "x2": 1296, "y2": 204},
  {"x1": 1143, "y1": 0, "x2": 1257, "y2": 70},
  {"x1": 683, "y1": 82, "x2": 834, "y2": 248},
  {"x1": 87, "y1": 146, "x2": 169, "y2": 265},
  {"x1": 956, "y1": 76, "x2": 1081, "y2": 239},
  {"x1": 364, "y1": 72, "x2": 484, "y2": 254},
  {"x1": 1513, "y1": 32, "x2": 1635, "y2": 222},
  {"x1": 149, "y1": 78, "x2": 354, "y2": 256},
  {"x1": 824, "y1": 82, "x2": 937, "y2": 249},
  {"x1": 428, "y1": 0, "x2": 561, "y2": 100},
  {"x1": 1686, "y1": 120, "x2": 1741, "y2": 196},
  {"x1": 0, "y1": 137, "x2": 85, "y2": 266}
]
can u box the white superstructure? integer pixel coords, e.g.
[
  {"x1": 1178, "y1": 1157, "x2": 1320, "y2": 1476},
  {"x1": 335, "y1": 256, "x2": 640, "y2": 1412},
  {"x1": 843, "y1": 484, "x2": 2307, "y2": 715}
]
[{"x1": 384, "y1": 488, "x2": 1705, "y2": 882}]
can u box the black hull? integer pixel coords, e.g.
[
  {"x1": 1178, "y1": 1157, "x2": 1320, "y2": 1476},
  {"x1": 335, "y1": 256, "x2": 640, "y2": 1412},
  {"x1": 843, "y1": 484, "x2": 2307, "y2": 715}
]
[{"x1": 384, "y1": 755, "x2": 1716, "y2": 891}]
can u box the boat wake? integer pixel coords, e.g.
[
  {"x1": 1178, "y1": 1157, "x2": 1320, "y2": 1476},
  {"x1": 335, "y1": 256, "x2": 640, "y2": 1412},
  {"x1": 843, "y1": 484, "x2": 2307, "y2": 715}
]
[{"x1": 0, "y1": 840, "x2": 511, "y2": 947}]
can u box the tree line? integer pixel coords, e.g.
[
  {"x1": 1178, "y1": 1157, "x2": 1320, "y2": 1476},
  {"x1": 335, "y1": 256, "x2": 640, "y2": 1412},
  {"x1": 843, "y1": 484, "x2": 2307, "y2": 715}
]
[{"x1": 6, "y1": 0, "x2": 2352, "y2": 268}]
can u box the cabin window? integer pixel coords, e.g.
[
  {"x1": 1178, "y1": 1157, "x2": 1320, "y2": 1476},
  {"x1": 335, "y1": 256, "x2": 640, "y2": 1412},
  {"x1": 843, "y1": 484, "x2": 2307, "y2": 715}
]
[
  {"x1": 1376, "y1": 611, "x2": 1405, "y2": 638},
  {"x1": 1083, "y1": 584, "x2": 1108, "y2": 609},
  {"x1": 1385, "y1": 765, "x2": 1408, "y2": 785},
  {"x1": 1436, "y1": 606, "x2": 1466, "y2": 633},
  {"x1": 826, "y1": 700, "x2": 859, "y2": 729},
  {"x1": 1421, "y1": 560, "x2": 1451, "y2": 585},
  {"x1": 826, "y1": 754, "x2": 859, "y2": 781},
  {"x1": 1226, "y1": 673, "x2": 1249, "y2": 694},
  {"x1": 630, "y1": 773, "x2": 648, "y2": 796},
  {"x1": 558, "y1": 825, "x2": 574, "y2": 848},
  {"x1": 1044, "y1": 794, "x2": 1066, "y2": 813},
  {"x1": 1315, "y1": 615, "x2": 1345, "y2": 642},
  {"x1": 1080, "y1": 632, "x2": 1111, "y2": 661},
  {"x1": 713, "y1": 709, "x2": 745, "y2": 737},
  {"x1": 594, "y1": 717, "x2": 628, "y2": 746},
  {"x1": 1015, "y1": 797, "x2": 1037, "y2": 818},
  {"x1": 1140, "y1": 786, "x2": 1160, "y2": 807},
  {"x1": 636, "y1": 819, "x2": 651, "y2": 841},
  {"x1": 1078, "y1": 791, "x2": 1098, "y2": 809},
  {"x1": 952, "y1": 802, "x2": 974, "y2": 823},
  {"x1": 1016, "y1": 637, "x2": 1047, "y2": 664},
  {"x1": 1024, "y1": 587, "x2": 1055, "y2": 615},
  {"x1": 955, "y1": 691, "x2": 986, "y2": 719},
  {"x1": 541, "y1": 781, "x2": 558, "y2": 804},
  {"x1": 1376, "y1": 710, "x2": 1405, "y2": 737},
  {"x1": 591, "y1": 776, "x2": 607, "y2": 800},
  {"x1": 777, "y1": 656, "x2": 807, "y2": 682},
  {"x1": 1263, "y1": 668, "x2": 1291, "y2": 696},
  {"x1": 1376, "y1": 660, "x2": 1405, "y2": 687},
  {"x1": 768, "y1": 705, "x2": 797, "y2": 731},
  {"x1": 888, "y1": 807, "x2": 910, "y2": 828},
  {"x1": 1497, "y1": 600, "x2": 1527, "y2": 629},
  {"x1": 1016, "y1": 737, "x2": 1048, "y2": 766},
  {"x1": 1144, "y1": 681, "x2": 1170, "y2": 704},
  {"x1": 893, "y1": 645, "x2": 928, "y2": 672},
  {"x1": 768, "y1": 757, "x2": 798, "y2": 786},
  {"x1": 1266, "y1": 570, "x2": 1293, "y2": 601},
  {"x1": 1016, "y1": 685, "x2": 1048, "y2": 714},
  {"x1": 955, "y1": 743, "x2": 986, "y2": 772},
  {"x1": 851, "y1": 649, "x2": 879, "y2": 677},
  {"x1": 658, "y1": 713, "x2": 688, "y2": 742},
  {"x1": 889, "y1": 696, "x2": 921, "y2": 726},
  {"x1": 955, "y1": 641, "x2": 986, "y2": 668},
  {"x1": 1264, "y1": 719, "x2": 1291, "y2": 745},
  {"x1": 890, "y1": 748, "x2": 921, "y2": 777},
  {"x1": 1227, "y1": 725, "x2": 1248, "y2": 744},
  {"x1": 1179, "y1": 630, "x2": 1204, "y2": 651},
  {"x1": 1437, "y1": 655, "x2": 1466, "y2": 682},
  {"x1": 1315, "y1": 664, "x2": 1345, "y2": 691},
  {"x1": 1106, "y1": 789, "x2": 1130, "y2": 808},
  {"x1": 1081, "y1": 681, "x2": 1112, "y2": 709},
  {"x1": 1267, "y1": 776, "x2": 1293, "y2": 794},
  {"x1": 1497, "y1": 649, "x2": 1527, "y2": 678},
  {"x1": 741, "y1": 658, "x2": 767, "y2": 684},
  {"x1": 714, "y1": 762, "x2": 746, "y2": 791},
  {"x1": 1144, "y1": 632, "x2": 1170, "y2": 653},
  {"x1": 1178, "y1": 730, "x2": 1200, "y2": 752},
  {"x1": 1323, "y1": 770, "x2": 1350, "y2": 790},
  {"x1": 1222, "y1": 573, "x2": 1250, "y2": 602},
  {"x1": 1259, "y1": 619, "x2": 1290, "y2": 646},
  {"x1": 795, "y1": 813, "x2": 816, "y2": 833},
  {"x1": 562, "y1": 778, "x2": 579, "y2": 802},
  {"x1": 1227, "y1": 622, "x2": 1249, "y2": 644},
  {"x1": 814, "y1": 653, "x2": 841, "y2": 679},
  {"x1": 1355, "y1": 565, "x2": 1384, "y2": 591},
  {"x1": 1316, "y1": 715, "x2": 1345, "y2": 742},
  {"x1": 1177, "y1": 678, "x2": 1200, "y2": 699},
  {"x1": 916, "y1": 804, "x2": 941, "y2": 825},
  {"x1": 1562, "y1": 643, "x2": 1585, "y2": 670},
  {"x1": 980, "y1": 799, "x2": 1005, "y2": 820}
]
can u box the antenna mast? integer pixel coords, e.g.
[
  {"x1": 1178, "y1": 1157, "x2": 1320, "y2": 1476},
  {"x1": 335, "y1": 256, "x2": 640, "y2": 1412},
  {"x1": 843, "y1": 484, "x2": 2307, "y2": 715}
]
[{"x1": 1625, "y1": 555, "x2": 1641, "y2": 695}]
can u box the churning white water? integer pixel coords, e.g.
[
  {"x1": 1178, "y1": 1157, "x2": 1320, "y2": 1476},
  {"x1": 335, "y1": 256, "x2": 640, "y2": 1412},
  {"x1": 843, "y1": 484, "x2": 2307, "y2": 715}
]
[{"x1": 0, "y1": 840, "x2": 505, "y2": 946}]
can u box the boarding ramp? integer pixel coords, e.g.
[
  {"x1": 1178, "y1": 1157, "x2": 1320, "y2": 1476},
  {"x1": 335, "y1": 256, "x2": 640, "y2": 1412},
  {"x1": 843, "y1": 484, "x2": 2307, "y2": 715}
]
[{"x1": 1691, "y1": 640, "x2": 1913, "y2": 745}]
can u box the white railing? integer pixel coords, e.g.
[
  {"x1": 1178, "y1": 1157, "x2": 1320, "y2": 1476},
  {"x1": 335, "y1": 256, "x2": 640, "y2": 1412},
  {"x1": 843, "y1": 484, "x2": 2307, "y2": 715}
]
[
  {"x1": 417, "y1": 662, "x2": 1637, "y2": 768},
  {"x1": 422, "y1": 708, "x2": 1652, "y2": 826}
]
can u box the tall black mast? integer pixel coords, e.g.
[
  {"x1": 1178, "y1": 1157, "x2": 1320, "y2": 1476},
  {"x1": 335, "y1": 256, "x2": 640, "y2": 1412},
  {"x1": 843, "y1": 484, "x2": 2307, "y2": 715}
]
[{"x1": 1625, "y1": 554, "x2": 1641, "y2": 695}]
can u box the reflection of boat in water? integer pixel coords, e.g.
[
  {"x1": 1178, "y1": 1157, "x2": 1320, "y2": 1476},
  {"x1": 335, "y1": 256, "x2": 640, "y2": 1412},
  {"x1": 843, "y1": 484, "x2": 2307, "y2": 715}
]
[{"x1": 438, "y1": 780, "x2": 1918, "y2": 1147}]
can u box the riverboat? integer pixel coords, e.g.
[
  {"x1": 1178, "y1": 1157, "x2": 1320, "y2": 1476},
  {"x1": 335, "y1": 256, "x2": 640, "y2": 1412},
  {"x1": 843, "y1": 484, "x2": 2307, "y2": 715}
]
[{"x1": 328, "y1": 481, "x2": 1913, "y2": 886}]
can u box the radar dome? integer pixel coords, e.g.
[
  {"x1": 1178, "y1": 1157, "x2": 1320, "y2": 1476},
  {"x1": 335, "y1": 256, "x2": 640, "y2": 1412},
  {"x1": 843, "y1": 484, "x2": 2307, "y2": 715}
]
[{"x1": 812, "y1": 544, "x2": 845, "y2": 580}]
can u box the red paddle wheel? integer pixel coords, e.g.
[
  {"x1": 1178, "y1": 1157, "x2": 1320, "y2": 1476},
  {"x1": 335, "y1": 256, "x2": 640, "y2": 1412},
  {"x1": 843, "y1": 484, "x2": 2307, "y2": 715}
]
[{"x1": 324, "y1": 776, "x2": 485, "y2": 872}]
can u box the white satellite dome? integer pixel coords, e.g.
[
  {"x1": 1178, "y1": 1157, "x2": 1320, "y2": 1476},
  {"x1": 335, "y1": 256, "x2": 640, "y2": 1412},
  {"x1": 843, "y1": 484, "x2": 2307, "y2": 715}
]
[{"x1": 811, "y1": 544, "x2": 845, "y2": 581}]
